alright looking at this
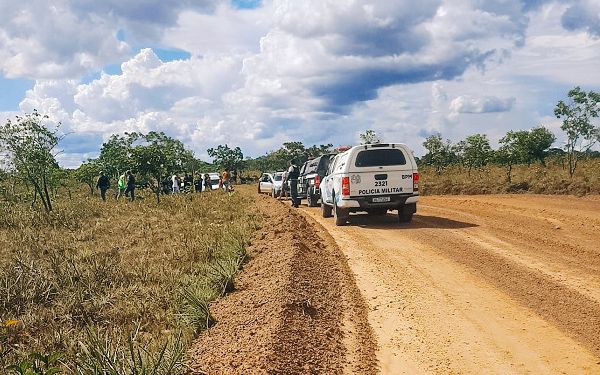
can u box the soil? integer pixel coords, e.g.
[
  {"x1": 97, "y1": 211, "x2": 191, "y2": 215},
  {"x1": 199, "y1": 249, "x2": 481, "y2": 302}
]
[
  {"x1": 301, "y1": 194, "x2": 600, "y2": 374},
  {"x1": 185, "y1": 189, "x2": 377, "y2": 374},
  {"x1": 188, "y1": 191, "x2": 600, "y2": 374}
]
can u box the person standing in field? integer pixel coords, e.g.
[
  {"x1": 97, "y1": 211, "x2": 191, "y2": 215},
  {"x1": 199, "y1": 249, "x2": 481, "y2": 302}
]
[
  {"x1": 116, "y1": 172, "x2": 126, "y2": 200},
  {"x1": 96, "y1": 171, "x2": 110, "y2": 201},
  {"x1": 222, "y1": 169, "x2": 231, "y2": 192},
  {"x1": 286, "y1": 160, "x2": 300, "y2": 208},
  {"x1": 124, "y1": 170, "x2": 136, "y2": 201},
  {"x1": 279, "y1": 169, "x2": 289, "y2": 199},
  {"x1": 172, "y1": 174, "x2": 180, "y2": 194},
  {"x1": 203, "y1": 173, "x2": 212, "y2": 191}
]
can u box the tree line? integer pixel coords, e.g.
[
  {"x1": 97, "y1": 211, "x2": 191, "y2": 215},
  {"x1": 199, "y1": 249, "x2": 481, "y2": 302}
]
[
  {"x1": 420, "y1": 87, "x2": 600, "y2": 182},
  {"x1": 1, "y1": 87, "x2": 598, "y2": 211}
]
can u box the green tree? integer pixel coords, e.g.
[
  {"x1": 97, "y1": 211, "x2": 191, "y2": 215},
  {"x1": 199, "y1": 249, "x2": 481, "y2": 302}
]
[
  {"x1": 359, "y1": 130, "x2": 381, "y2": 144},
  {"x1": 131, "y1": 132, "x2": 194, "y2": 202},
  {"x1": 0, "y1": 111, "x2": 62, "y2": 211},
  {"x1": 73, "y1": 159, "x2": 102, "y2": 195},
  {"x1": 207, "y1": 144, "x2": 244, "y2": 172},
  {"x1": 421, "y1": 134, "x2": 457, "y2": 173},
  {"x1": 306, "y1": 144, "x2": 333, "y2": 159},
  {"x1": 97, "y1": 133, "x2": 137, "y2": 178},
  {"x1": 526, "y1": 126, "x2": 556, "y2": 166},
  {"x1": 457, "y1": 134, "x2": 492, "y2": 175},
  {"x1": 496, "y1": 130, "x2": 529, "y2": 183},
  {"x1": 554, "y1": 87, "x2": 600, "y2": 177}
]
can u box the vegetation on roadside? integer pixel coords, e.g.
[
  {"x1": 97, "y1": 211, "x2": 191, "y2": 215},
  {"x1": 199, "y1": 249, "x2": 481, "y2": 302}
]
[{"x1": 0, "y1": 188, "x2": 259, "y2": 373}]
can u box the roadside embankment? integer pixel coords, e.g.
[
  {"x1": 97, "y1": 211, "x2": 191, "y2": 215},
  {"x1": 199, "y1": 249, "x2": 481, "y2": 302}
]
[{"x1": 186, "y1": 188, "x2": 377, "y2": 374}]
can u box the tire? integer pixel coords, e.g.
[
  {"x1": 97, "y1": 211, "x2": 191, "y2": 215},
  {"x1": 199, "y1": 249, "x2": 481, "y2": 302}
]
[
  {"x1": 398, "y1": 208, "x2": 413, "y2": 223},
  {"x1": 334, "y1": 199, "x2": 349, "y2": 226},
  {"x1": 321, "y1": 200, "x2": 332, "y2": 218}
]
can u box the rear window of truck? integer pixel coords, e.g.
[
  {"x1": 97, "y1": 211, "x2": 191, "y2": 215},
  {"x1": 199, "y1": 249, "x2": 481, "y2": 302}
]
[{"x1": 354, "y1": 149, "x2": 407, "y2": 167}]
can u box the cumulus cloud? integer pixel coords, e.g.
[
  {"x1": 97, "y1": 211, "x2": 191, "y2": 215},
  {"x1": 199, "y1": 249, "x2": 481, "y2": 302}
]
[
  {"x1": 4, "y1": 0, "x2": 599, "y2": 167},
  {"x1": 449, "y1": 95, "x2": 516, "y2": 115},
  {"x1": 0, "y1": 0, "x2": 218, "y2": 79},
  {"x1": 561, "y1": 0, "x2": 600, "y2": 37}
]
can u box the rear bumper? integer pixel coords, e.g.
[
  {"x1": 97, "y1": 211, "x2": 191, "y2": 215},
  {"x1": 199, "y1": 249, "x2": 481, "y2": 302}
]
[{"x1": 337, "y1": 193, "x2": 419, "y2": 209}]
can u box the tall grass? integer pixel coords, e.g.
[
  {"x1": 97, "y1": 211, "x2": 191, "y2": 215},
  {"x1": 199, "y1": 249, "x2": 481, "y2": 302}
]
[
  {"x1": 421, "y1": 158, "x2": 600, "y2": 196},
  {"x1": 0, "y1": 186, "x2": 259, "y2": 373}
]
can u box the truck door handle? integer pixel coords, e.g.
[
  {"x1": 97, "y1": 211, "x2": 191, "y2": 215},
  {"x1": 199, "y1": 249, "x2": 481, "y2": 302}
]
[{"x1": 375, "y1": 174, "x2": 388, "y2": 180}]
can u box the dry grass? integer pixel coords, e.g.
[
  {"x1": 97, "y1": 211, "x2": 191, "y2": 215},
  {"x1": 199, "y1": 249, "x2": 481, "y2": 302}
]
[
  {"x1": 421, "y1": 158, "x2": 600, "y2": 196},
  {"x1": 0, "y1": 185, "x2": 259, "y2": 373}
]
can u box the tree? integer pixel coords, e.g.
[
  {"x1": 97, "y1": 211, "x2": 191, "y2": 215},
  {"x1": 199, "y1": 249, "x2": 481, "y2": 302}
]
[
  {"x1": 207, "y1": 144, "x2": 244, "y2": 172},
  {"x1": 496, "y1": 130, "x2": 529, "y2": 183},
  {"x1": 526, "y1": 127, "x2": 556, "y2": 166},
  {"x1": 97, "y1": 133, "x2": 137, "y2": 178},
  {"x1": 131, "y1": 132, "x2": 194, "y2": 202},
  {"x1": 0, "y1": 111, "x2": 62, "y2": 211},
  {"x1": 359, "y1": 130, "x2": 380, "y2": 144},
  {"x1": 457, "y1": 134, "x2": 492, "y2": 175},
  {"x1": 306, "y1": 144, "x2": 333, "y2": 159},
  {"x1": 73, "y1": 159, "x2": 102, "y2": 195},
  {"x1": 554, "y1": 87, "x2": 600, "y2": 177},
  {"x1": 421, "y1": 134, "x2": 457, "y2": 173}
]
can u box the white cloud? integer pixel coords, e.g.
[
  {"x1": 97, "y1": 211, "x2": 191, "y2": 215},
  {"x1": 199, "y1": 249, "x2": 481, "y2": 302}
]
[
  {"x1": 3, "y1": 0, "x2": 600, "y2": 168},
  {"x1": 449, "y1": 95, "x2": 516, "y2": 115}
]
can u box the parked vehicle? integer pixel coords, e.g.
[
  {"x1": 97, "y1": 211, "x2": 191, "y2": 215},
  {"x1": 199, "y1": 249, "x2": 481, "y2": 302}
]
[
  {"x1": 257, "y1": 172, "x2": 285, "y2": 196},
  {"x1": 319, "y1": 143, "x2": 419, "y2": 225},
  {"x1": 298, "y1": 154, "x2": 334, "y2": 207}
]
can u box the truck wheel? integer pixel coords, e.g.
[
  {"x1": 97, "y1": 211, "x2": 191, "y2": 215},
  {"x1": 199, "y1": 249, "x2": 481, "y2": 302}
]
[
  {"x1": 398, "y1": 208, "x2": 413, "y2": 223},
  {"x1": 334, "y1": 200, "x2": 349, "y2": 226},
  {"x1": 321, "y1": 201, "x2": 332, "y2": 218}
]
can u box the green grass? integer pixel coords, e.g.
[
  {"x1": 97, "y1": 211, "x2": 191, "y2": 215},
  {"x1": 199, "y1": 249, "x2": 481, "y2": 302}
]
[{"x1": 0, "y1": 186, "x2": 260, "y2": 373}]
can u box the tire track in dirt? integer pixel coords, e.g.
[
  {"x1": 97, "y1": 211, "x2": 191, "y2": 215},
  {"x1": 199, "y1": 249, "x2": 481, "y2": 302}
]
[
  {"x1": 301, "y1": 194, "x2": 600, "y2": 374},
  {"x1": 186, "y1": 189, "x2": 377, "y2": 374}
]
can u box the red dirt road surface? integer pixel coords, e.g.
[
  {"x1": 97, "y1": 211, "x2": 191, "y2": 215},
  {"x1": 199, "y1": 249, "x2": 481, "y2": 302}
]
[{"x1": 301, "y1": 194, "x2": 600, "y2": 374}]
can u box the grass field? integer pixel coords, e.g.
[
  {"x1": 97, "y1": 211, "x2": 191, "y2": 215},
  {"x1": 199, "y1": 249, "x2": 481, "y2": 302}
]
[
  {"x1": 420, "y1": 159, "x2": 600, "y2": 196},
  {"x1": 0, "y1": 186, "x2": 259, "y2": 374}
]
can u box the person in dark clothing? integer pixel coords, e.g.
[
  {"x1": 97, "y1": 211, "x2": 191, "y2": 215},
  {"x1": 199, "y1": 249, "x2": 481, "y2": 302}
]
[
  {"x1": 203, "y1": 173, "x2": 212, "y2": 191},
  {"x1": 124, "y1": 170, "x2": 136, "y2": 201},
  {"x1": 96, "y1": 171, "x2": 111, "y2": 201},
  {"x1": 285, "y1": 160, "x2": 300, "y2": 208}
]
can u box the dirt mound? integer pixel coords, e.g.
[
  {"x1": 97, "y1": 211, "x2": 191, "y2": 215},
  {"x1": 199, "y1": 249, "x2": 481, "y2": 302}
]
[{"x1": 186, "y1": 192, "x2": 377, "y2": 374}]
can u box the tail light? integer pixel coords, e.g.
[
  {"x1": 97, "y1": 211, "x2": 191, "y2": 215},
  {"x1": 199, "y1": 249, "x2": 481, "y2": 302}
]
[
  {"x1": 413, "y1": 172, "x2": 419, "y2": 192},
  {"x1": 341, "y1": 176, "x2": 350, "y2": 197},
  {"x1": 314, "y1": 175, "x2": 321, "y2": 189}
]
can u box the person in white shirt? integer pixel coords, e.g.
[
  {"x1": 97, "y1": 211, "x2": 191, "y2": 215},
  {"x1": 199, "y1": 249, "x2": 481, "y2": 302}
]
[{"x1": 172, "y1": 174, "x2": 180, "y2": 194}]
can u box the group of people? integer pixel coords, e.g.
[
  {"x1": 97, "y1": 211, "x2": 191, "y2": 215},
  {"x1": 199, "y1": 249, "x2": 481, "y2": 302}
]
[
  {"x1": 95, "y1": 169, "x2": 235, "y2": 201},
  {"x1": 95, "y1": 170, "x2": 136, "y2": 201}
]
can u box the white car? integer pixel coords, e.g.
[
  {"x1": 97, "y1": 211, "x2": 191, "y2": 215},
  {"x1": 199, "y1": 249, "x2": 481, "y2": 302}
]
[
  {"x1": 320, "y1": 143, "x2": 419, "y2": 225},
  {"x1": 257, "y1": 172, "x2": 285, "y2": 197}
]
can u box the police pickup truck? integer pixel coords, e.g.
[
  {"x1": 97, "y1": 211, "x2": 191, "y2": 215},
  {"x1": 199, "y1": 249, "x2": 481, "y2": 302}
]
[{"x1": 319, "y1": 143, "x2": 419, "y2": 226}]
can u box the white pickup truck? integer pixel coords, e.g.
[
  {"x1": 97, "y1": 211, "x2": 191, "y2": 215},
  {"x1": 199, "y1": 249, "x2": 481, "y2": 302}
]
[{"x1": 319, "y1": 143, "x2": 419, "y2": 225}]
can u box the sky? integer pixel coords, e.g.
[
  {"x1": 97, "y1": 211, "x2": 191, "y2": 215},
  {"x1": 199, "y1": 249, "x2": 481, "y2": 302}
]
[{"x1": 0, "y1": 0, "x2": 599, "y2": 167}]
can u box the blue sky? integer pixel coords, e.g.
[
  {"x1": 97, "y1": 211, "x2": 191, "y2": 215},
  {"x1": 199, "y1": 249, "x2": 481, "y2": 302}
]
[{"x1": 0, "y1": 0, "x2": 599, "y2": 167}]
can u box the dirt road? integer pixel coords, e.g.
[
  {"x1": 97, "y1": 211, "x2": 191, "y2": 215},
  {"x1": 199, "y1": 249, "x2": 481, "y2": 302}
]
[{"x1": 301, "y1": 195, "x2": 600, "y2": 374}]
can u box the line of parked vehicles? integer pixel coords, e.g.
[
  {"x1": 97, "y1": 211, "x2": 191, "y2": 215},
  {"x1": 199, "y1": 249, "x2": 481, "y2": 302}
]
[{"x1": 258, "y1": 143, "x2": 419, "y2": 226}]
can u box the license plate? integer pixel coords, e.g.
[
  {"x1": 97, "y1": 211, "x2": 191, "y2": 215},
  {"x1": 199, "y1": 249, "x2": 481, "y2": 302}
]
[{"x1": 372, "y1": 196, "x2": 391, "y2": 203}]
